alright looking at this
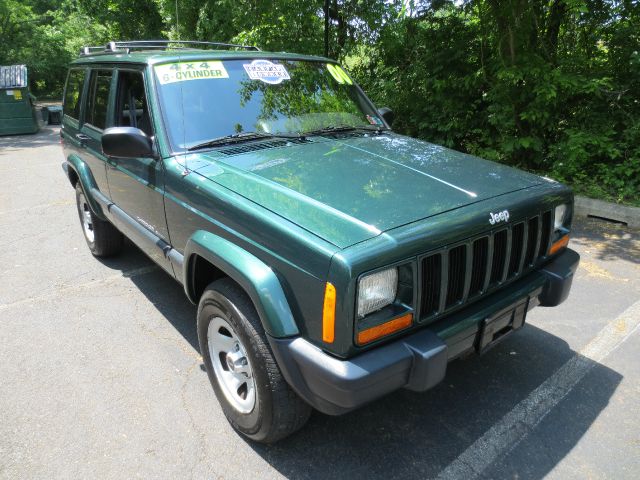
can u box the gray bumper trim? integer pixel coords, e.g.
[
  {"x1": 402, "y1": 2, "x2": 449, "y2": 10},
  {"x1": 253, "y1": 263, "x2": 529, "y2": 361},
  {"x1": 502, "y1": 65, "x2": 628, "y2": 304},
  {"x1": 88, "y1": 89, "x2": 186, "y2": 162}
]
[{"x1": 268, "y1": 329, "x2": 447, "y2": 416}]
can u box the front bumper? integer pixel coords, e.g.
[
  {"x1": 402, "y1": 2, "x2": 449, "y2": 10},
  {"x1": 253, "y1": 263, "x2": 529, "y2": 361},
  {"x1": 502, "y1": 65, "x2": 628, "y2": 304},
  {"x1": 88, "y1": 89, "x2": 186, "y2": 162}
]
[{"x1": 268, "y1": 248, "x2": 580, "y2": 415}]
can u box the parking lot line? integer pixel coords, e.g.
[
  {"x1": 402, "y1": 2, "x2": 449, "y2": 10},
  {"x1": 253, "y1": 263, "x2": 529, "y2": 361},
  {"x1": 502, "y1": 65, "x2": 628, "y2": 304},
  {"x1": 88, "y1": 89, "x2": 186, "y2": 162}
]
[
  {"x1": 437, "y1": 298, "x2": 640, "y2": 480},
  {"x1": 0, "y1": 265, "x2": 159, "y2": 312}
]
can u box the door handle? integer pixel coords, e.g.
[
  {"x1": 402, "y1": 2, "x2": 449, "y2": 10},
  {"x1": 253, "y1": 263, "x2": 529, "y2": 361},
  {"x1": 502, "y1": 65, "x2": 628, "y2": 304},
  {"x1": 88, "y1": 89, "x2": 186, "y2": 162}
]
[{"x1": 75, "y1": 133, "x2": 90, "y2": 145}]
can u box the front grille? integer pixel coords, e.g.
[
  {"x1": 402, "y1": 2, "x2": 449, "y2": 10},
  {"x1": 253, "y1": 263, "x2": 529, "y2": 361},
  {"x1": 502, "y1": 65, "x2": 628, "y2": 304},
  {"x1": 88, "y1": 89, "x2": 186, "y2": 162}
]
[{"x1": 420, "y1": 211, "x2": 552, "y2": 321}]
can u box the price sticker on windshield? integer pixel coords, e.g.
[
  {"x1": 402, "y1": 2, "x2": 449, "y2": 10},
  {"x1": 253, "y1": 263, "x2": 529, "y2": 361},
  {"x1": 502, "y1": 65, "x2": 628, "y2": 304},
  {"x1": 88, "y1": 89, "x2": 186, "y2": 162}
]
[
  {"x1": 243, "y1": 60, "x2": 290, "y2": 84},
  {"x1": 155, "y1": 61, "x2": 229, "y2": 85}
]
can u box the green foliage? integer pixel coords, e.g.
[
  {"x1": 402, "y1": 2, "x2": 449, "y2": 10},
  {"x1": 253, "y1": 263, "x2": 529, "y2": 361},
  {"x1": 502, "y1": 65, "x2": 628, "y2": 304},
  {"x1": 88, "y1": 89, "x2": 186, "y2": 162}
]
[
  {"x1": 353, "y1": 0, "x2": 640, "y2": 205},
  {"x1": 0, "y1": 0, "x2": 163, "y2": 96},
  {"x1": 1, "y1": 0, "x2": 637, "y2": 204}
]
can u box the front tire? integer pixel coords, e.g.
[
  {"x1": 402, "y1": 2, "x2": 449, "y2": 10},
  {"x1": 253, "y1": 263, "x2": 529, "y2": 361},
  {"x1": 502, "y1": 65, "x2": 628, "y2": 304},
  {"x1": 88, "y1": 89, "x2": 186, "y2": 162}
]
[
  {"x1": 75, "y1": 183, "x2": 123, "y2": 257},
  {"x1": 197, "y1": 278, "x2": 311, "y2": 443}
]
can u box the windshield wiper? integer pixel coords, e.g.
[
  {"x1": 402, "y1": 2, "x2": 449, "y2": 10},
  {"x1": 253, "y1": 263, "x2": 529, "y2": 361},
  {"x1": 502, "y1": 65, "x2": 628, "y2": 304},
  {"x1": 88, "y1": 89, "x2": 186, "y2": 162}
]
[
  {"x1": 299, "y1": 124, "x2": 388, "y2": 138},
  {"x1": 186, "y1": 131, "x2": 300, "y2": 151}
]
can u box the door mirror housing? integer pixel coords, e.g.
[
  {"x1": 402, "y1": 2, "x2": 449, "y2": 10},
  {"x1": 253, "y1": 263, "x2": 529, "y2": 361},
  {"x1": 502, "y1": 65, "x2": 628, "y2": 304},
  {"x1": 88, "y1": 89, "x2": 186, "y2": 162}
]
[
  {"x1": 377, "y1": 107, "x2": 394, "y2": 127},
  {"x1": 102, "y1": 127, "x2": 155, "y2": 158}
]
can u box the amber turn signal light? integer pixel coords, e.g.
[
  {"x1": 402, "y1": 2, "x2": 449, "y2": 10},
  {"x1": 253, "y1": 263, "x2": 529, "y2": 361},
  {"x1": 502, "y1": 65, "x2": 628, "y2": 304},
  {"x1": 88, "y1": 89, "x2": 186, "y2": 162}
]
[
  {"x1": 322, "y1": 282, "x2": 336, "y2": 343},
  {"x1": 357, "y1": 313, "x2": 413, "y2": 346},
  {"x1": 549, "y1": 234, "x2": 569, "y2": 255}
]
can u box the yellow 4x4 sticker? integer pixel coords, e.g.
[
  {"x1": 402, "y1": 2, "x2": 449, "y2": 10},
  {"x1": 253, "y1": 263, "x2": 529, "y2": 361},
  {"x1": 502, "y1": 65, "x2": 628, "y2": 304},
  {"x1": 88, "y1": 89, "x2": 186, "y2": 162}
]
[
  {"x1": 326, "y1": 64, "x2": 353, "y2": 85},
  {"x1": 155, "y1": 61, "x2": 229, "y2": 85}
]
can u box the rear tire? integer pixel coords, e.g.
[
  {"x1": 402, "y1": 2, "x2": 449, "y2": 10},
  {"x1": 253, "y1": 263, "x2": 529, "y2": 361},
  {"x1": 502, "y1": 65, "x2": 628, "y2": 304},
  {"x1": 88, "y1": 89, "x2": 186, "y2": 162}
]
[
  {"x1": 197, "y1": 278, "x2": 311, "y2": 443},
  {"x1": 75, "y1": 183, "x2": 123, "y2": 257}
]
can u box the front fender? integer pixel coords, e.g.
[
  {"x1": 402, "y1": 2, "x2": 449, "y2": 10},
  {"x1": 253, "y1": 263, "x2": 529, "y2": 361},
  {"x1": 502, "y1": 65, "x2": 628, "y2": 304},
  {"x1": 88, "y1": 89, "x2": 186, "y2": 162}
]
[
  {"x1": 63, "y1": 156, "x2": 106, "y2": 219},
  {"x1": 184, "y1": 230, "x2": 299, "y2": 338}
]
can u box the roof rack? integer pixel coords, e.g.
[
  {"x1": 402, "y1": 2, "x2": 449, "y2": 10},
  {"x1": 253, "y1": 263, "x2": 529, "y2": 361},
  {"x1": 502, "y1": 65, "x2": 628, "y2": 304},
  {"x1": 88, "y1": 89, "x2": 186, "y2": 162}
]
[{"x1": 79, "y1": 40, "x2": 260, "y2": 56}]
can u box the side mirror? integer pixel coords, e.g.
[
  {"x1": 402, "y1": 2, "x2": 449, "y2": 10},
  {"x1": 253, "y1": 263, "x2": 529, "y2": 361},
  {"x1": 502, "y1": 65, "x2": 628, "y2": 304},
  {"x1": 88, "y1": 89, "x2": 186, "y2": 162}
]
[
  {"x1": 102, "y1": 127, "x2": 155, "y2": 158},
  {"x1": 377, "y1": 107, "x2": 394, "y2": 127}
]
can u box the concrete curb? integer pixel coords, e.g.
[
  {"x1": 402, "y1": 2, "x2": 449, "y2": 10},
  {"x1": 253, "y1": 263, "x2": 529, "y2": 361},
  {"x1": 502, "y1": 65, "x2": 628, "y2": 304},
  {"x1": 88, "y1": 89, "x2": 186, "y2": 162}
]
[{"x1": 575, "y1": 196, "x2": 640, "y2": 228}]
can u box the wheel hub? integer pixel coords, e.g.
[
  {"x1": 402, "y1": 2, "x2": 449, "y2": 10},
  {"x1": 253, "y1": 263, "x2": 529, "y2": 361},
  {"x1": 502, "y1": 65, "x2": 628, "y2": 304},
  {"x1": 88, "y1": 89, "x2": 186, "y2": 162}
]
[
  {"x1": 225, "y1": 348, "x2": 249, "y2": 376},
  {"x1": 207, "y1": 317, "x2": 256, "y2": 413}
]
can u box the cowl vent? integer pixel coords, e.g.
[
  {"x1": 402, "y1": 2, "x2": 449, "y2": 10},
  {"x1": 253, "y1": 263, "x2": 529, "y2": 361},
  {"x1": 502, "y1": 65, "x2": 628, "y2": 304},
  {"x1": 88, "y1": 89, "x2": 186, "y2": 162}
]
[{"x1": 218, "y1": 138, "x2": 311, "y2": 156}]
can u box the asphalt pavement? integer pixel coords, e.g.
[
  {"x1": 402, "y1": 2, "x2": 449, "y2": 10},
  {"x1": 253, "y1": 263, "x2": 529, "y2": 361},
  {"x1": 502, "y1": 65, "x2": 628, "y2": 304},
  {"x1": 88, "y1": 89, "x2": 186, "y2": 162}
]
[{"x1": 1, "y1": 126, "x2": 639, "y2": 479}]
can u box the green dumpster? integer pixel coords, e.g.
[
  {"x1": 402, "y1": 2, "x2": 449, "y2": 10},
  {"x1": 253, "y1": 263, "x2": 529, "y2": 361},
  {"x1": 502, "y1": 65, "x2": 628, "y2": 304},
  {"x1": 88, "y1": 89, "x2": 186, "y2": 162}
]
[{"x1": 0, "y1": 65, "x2": 40, "y2": 135}]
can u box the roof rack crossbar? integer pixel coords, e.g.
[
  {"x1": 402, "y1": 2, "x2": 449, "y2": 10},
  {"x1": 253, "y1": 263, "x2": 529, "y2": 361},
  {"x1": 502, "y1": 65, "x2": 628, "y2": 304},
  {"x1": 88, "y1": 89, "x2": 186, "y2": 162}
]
[
  {"x1": 80, "y1": 46, "x2": 107, "y2": 56},
  {"x1": 79, "y1": 40, "x2": 260, "y2": 56}
]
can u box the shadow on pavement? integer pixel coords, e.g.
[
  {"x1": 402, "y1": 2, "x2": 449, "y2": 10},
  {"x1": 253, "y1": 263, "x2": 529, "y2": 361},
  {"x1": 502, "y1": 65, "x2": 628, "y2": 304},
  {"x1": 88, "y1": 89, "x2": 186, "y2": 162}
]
[
  {"x1": 248, "y1": 325, "x2": 620, "y2": 480},
  {"x1": 572, "y1": 216, "x2": 640, "y2": 265},
  {"x1": 0, "y1": 125, "x2": 60, "y2": 152},
  {"x1": 98, "y1": 239, "x2": 199, "y2": 350},
  {"x1": 99, "y1": 241, "x2": 622, "y2": 480}
]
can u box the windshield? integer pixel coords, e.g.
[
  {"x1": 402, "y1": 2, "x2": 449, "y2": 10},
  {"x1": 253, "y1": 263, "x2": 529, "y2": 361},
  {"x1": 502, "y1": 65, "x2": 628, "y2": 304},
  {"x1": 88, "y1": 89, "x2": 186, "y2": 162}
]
[{"x1": 153, "y1": 58, "x2": 384, "y2": 151}]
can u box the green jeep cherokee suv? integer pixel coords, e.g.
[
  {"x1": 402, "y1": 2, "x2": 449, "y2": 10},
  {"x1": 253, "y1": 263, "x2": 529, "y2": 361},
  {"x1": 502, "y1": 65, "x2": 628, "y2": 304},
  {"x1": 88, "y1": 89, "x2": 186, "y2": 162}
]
[{"x1": 61, "y1": 40, "x2": 579, "y2": 443}]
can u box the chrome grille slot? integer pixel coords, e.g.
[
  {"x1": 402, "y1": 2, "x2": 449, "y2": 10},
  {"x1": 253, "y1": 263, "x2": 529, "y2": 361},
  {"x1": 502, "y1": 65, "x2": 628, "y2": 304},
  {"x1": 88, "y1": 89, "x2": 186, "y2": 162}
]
[
  {"x1": 445, "y1": 245, "x2": 466, "y2": 307},
  {"x1": 420, "y1": 254, "x2": 441, "y2": 316},
  {"x1": 490, "y1": 229, "x2": 508, "y2": 284},
  {"x1": 539, "y1": 210, "x2": 552, "y2": 258},
  {"x1": 524, "y1": 215, "x2": 539, "y2": 266},
  {"x1": 469, "y1": 237, "x2": 489, "y2": 297},
  {"x1": 508, "y1": 222, "x2": 525, "y2": 277}
]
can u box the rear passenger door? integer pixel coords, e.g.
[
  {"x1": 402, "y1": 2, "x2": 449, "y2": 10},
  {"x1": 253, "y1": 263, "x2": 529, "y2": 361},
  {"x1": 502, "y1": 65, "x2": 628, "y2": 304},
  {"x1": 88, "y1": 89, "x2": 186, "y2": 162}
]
[
  {"x1": 77, "y1": 68, "x2": 114, "y2": 194},
  {"x1": 61, "y1": 68, "x2": 106, "y2": 190}
]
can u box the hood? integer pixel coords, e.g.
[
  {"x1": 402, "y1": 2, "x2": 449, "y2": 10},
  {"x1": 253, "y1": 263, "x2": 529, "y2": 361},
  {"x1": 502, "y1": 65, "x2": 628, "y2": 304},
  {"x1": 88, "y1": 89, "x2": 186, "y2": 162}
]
[{"x1": 192, "y1": 133, "x2": 544, "y2": 248}]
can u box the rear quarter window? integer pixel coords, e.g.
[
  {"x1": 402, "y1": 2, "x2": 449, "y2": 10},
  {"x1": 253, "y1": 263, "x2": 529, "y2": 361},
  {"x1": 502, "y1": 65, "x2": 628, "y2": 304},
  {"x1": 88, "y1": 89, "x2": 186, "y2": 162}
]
[{"x1": 63, "y1": 69, "x2": 85, "y2": 120}]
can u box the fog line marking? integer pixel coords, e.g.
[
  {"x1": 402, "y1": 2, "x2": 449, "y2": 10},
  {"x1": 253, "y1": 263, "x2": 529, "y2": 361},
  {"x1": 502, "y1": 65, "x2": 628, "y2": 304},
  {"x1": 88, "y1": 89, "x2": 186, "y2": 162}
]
[
  {"x1": 437, "y1": 299, "x2": 640, "y2": 480},
  {"x1": 0, "y1": 265, "x2": 158, "y2": 312}
]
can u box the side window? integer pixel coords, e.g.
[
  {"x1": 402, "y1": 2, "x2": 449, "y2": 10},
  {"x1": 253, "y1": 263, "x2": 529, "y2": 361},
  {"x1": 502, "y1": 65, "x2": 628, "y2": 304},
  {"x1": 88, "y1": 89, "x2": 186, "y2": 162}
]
[
  {"x1": 85, "y1": 70, "x2": 113, "y2": 130},
  {"x1": 115, "y1": 71, "x2": 152, "y2": 137},
  {"x1": 63, "y1": 69, "x2": 85, "y2": 120}
]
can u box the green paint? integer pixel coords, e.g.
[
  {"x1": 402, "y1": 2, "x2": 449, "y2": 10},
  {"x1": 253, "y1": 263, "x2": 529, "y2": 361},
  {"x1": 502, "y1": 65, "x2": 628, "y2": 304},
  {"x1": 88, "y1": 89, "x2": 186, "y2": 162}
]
[{"x1": 184, "y1": 231, "x2": 299, "y2": 337}]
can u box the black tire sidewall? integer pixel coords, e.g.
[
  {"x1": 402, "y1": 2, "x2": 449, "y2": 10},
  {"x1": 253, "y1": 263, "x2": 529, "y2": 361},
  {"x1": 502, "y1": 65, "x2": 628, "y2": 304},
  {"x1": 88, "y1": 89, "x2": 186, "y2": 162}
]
[{"x1": 197, "y1": 287, "x2": 274, "y2": 438}]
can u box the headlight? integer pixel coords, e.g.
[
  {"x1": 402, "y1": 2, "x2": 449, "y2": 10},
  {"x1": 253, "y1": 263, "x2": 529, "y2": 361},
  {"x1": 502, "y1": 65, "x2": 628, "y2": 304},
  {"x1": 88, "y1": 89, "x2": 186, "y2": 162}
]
[
  {"x1": 554, "y1": 204, "x2": 568, "y2": 231},
  {"x1": 549, "y1": 203, "x2": 571, "y2": 255},
  {"x1": 357, "y1": 267, "x2": 398, "y2": 318}
]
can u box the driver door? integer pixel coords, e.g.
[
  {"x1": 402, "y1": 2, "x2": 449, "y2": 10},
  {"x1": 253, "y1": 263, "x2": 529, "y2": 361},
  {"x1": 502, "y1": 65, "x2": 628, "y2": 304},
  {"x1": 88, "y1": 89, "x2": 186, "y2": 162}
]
[{"x1": 105, "y1": 68, "x2": 172, "y2": 273}]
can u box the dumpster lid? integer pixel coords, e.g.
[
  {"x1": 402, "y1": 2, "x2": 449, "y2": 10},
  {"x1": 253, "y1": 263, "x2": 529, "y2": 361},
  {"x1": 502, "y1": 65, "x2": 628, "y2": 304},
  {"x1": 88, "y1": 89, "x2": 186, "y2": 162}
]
[{"x1": 0, "y1": 65, "x2": 28, "y2": 89}]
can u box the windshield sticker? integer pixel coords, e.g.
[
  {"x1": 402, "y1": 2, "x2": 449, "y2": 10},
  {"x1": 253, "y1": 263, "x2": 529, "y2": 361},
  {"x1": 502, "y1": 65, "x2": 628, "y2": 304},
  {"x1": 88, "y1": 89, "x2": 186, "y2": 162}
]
[
  {"x1": 243, "y1": 60, "x2": 290, "y2": 85},
  {"x1": 326, "y1": 64, "x2": 353, "y2": 85},
  {"x1": 366, "y1": 114, "x2": 383, "y2": 126},
  {"x1": 155, "y1": 61, "x2": 229, "y2": 85}
]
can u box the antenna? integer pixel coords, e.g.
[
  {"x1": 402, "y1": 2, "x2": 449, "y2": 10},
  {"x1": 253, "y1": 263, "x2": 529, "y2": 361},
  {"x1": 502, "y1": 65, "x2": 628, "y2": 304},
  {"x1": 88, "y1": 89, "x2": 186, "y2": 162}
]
[{"x1": 175, "y1": 0, "x2": 180, "y2": 40}]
